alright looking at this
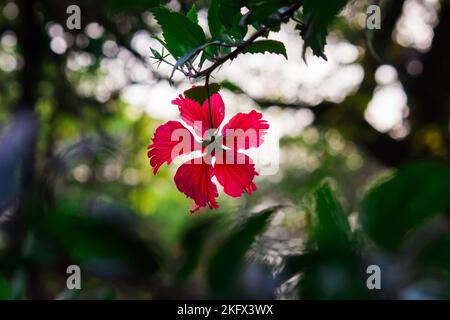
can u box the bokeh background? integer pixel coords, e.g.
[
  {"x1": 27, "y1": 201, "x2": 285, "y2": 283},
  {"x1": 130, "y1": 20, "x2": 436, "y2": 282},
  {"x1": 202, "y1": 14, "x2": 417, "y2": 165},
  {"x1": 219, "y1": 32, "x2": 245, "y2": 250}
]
[{"x1": 0, "y1": 0, "x2": 449, "y2": 299}]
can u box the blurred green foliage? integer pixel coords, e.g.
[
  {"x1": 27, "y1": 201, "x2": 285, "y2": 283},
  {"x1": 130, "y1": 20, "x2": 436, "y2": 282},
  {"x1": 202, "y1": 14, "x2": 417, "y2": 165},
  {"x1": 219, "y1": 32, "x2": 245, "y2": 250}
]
[{"x1": 0, "y1": 0, "x2": 449, "y2": 300}]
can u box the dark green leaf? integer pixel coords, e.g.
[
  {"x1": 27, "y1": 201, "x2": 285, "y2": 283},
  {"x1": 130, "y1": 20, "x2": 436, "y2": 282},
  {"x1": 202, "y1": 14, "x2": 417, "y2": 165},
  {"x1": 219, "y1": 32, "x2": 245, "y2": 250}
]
[
  {"x1": 220, "y1": 80, "x2": 243, "y2": 93},
  {"x1": 230, "y1": 12, "x2": 248, "y2": 40},
  {"x1": 314, "y1": 180, "x2": 352, "y2": 252},
  {"x1": 0, "y1": 276, "x2": 10, "y2": 300},
  {"x1": 360, "y1": 161, "x2": 450, "y2": 251},
  {"x1": 276, "y1": 253, "x2": 316, "y2": 283},
  {"x1": 217, "y1": 0, "x2": 243, "y2": 29},
  {"x1": 418, "y1": 232, "x2": 450, "y2": 271},
  {"x1": 241, "y1": 40, "x2": 287, "y2": 59},
  {"x1": 152, "y1": 34, "x2": 185, "y2": 60},
  {"x1": 184, "y1": 83, "x2": 221, "y2": 105},
  {"x1": 186, "y1": 4, "x2": 198, "y2": 24},
  {"x1": 208, "y1": 0, "x2": 222, "y2": 39},
  {"x1": 299, "y1": 0, "x2": 349, "y2": 60},
  {"x1": 246, "y1": 0, "x2": 285, "y2": 30},
  {"x1": 207, "y1": 206, "x2": 279, "y2": 297},
  {"x1": 152, "y1": 7, "x2": 206, "y2": 52},
  {"x1": 177, "y1": 215, "x2": 221, "y2": 282}
]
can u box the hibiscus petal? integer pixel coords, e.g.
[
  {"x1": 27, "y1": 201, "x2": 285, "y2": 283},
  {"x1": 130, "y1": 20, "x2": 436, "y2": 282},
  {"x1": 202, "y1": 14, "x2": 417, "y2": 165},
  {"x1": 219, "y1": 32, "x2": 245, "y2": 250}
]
[
  {"x1": 174, "y1": 157, "x2": 219, "y2": 213},
  {"x1": 147, "y1": 121, "x2": 198, "y2": 174},
  {"x1": 201, "y1": 93, "x2": 225, "y2": 132},
  {"x1": 221, "y1": 110, "x2": 269, "y2": 150},
  {"x1": 214, "y1": 150, "x2": 258, "y2": 198},
  {"x1": 172, "y1": 93, "x2": 225, "y2": 138}
]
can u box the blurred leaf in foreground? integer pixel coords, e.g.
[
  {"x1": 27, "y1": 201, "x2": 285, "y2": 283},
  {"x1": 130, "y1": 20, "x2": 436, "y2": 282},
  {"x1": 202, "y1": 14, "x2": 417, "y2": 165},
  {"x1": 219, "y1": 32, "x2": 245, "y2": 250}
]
[
  {"x1": 360, "y1": 161, "x2": 450, "y2": 251},
  {"x1": 313, "y1": 180, "x2": 352, "y2": 253},
  {"x1": 41, "y1": 213, "x2": 161, "y2": 280},
  {"x1": 207, "y1": 206, "x2": 280, "y2": 298},
  {"x1": 177, "y1": 215, "x2": 221, "y2": 282}
]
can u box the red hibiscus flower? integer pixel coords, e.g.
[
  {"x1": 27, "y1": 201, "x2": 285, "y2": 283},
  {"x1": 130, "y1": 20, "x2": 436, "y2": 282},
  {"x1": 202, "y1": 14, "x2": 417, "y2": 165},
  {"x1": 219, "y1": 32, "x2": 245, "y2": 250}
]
[{"x1": 147, "y1": 90, "x2": 269, "y2": 213}]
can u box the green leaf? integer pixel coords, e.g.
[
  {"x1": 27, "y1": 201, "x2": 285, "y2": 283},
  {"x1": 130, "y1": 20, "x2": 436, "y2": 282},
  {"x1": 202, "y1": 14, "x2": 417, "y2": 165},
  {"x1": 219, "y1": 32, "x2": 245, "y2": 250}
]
[
  {"x1": 208, "y1": 0, "x2": 223, "y2": 39},
  {"x1": 186, "y1": 4, "x2": 198, "y2": 24},
  {"x1": 220, "y1": 80, "x2": 243, "y2": 93},
  {"x1": 152, "y1": 7, "x2": 206, "y2": 53},
  {"x1": 246, "y1": 0, "x2": 285, "y2": 30},
  {"x1": 230, "y1": 12, "x2": 248, "y2": 40},
  {"x1": 0, "y1": 276, "x2": 10, "y2": 300},
  {"x1": 217, "y1": 0, "x2": 243, "y2": 29},
  {"x1": 241, "y1": 40, "x2": 287, "y2": 59},
  {"x1": 314, "y1": 181, "x2": 352, "y2": 252},
  {"x1": 276, "y1": 253, "x2": 317, "y2": 283},
  {"x1": 108, "y1": 0, "x2": 165, "y2": 14},
  {"x1": 184, "y1": 83, "x2": 221, "y2": 105},
  {"x1": 299, "y1": 0, "x2": 349, "y2": 60},
  {"x1": 207, "y1": 206, "x2": 280, "y2": 297},
  {"x1": 360, "y1": 161, "x2": 450, "y2": 251},
  {"x1": 176, "y1": 215, "x2": 221, "y2": 282},
  {"x1": 418, "y1": 232, "x2": 450, "y2": 271},
  {"x1": 151, "y1": 34, "x2": 185, "y2": 60}
]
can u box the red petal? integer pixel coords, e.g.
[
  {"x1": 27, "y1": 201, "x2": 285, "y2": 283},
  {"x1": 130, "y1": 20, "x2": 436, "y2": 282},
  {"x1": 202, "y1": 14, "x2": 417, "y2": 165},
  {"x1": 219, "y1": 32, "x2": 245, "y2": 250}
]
[
  {"x1": 147, "y1": 121, "x2": 198, "y2": 174},
  {"x1": 201, "y1": 93, "x2": 225, "y2": 132},
  {"x1": 172, "y1": 93, "x2": 225, "y2": 138},
  {"x1": 214, "y1": 150, "x2": 258, "y2": 198},
  {"x1": 221, "y1": 110, "x2": 269, "y2": 150},
  {"x1": 174, "y1": 157, "x2": 219, "y2": 213}
]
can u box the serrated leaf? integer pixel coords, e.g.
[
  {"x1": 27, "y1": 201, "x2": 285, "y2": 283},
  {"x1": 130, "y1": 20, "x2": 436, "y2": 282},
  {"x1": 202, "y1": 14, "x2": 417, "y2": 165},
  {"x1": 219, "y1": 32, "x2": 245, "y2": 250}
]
[
  {"x1": 184, "y1": 83, "x2": 221, "y2": 105},
  {"x1": 186, "y1": 4, "x2": 198, "y2": 24},
  {"x1": 241, "y1": 40, "x2": 287, "y2": 59},
  {"x1": 360, "y1": 161, "x2": 450, "y2": 251},
  {"x1": 152, "y1": 7, "x2": 206, "y2": 53},
  {"x1": 300, "y1": 0, "x2": 349, "y2": 60}
]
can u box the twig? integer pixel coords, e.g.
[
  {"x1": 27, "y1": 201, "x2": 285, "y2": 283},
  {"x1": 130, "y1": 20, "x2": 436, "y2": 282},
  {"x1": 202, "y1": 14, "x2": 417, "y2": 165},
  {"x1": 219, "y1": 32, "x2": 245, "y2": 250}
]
[{"x1": 192, "y1": 3, "x2": 302, "y2": 80}]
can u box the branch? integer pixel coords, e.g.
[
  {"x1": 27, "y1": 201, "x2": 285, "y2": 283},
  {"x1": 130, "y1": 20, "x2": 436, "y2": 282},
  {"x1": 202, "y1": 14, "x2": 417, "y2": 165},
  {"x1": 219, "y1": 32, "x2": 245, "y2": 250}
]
[{"x1": 188, "y1": 3, "x2": 302, "y2": 79}]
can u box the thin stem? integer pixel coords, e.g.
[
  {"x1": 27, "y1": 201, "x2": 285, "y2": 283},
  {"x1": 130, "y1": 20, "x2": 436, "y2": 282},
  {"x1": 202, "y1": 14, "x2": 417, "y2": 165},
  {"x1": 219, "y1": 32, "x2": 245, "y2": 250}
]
[{"x1": 205, "y1": 74, "x2": 214, "y2": 130}]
